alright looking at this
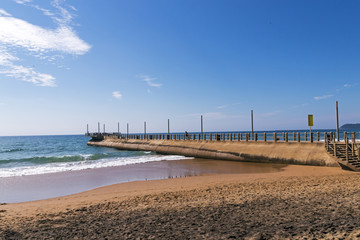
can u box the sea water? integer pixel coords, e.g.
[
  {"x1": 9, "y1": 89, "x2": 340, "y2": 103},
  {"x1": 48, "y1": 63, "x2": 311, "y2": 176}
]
[{"x1": 0, "y1": 135, "x2": 191, "y2": 178}]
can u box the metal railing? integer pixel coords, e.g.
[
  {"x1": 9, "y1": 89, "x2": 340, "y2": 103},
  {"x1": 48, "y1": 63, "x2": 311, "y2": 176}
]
[{"x1": 86, "y1": 131, "x2": 360, "y2": 144}]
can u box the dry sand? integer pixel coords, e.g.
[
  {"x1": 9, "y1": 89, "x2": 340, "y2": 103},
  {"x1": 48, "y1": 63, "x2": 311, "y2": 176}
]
[{"x1": 1, "y1": 165, "x2": 360, "y2": 239}]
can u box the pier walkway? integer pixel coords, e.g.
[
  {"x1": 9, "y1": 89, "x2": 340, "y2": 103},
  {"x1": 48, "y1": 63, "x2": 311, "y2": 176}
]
[{"x1": 86, "y1": 131, "x2": 360, "y2": 171}]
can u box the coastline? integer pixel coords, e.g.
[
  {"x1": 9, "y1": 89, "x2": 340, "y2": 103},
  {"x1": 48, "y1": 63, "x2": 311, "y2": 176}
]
[
  {"x1": 2, "y1": 164, "x2": 359, "y2": 239},
  {"x1": 0, "y1": 158, "x2": 285, "y2": 203}
]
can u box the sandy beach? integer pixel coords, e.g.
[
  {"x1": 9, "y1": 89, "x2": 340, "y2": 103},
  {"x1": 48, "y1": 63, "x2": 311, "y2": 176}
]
[{"x1": 1, "y1": 164, "x2": 360, "y2": 239}]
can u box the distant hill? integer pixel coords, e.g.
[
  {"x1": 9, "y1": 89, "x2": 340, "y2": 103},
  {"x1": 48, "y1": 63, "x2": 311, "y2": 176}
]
[{"x1": 340, "y1": 123, "x2": 360, "y2": 130}]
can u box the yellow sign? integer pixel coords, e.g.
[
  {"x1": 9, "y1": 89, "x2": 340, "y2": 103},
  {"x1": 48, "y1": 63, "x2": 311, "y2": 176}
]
[{"x1": 308, "y1": 114, "x2": 313, "y2": 127}]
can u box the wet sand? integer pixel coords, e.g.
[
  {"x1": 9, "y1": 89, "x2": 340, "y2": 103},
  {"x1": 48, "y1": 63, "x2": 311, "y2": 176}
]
[
  {"x1": 1, "y1": 164, "x2": 360, "y2": 239},
  {"x1": 0, "y1": 158, "x2": 285, "y2": 203}
]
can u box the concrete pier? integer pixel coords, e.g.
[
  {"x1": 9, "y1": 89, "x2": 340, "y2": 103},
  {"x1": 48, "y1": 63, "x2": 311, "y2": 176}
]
[{"x1": 87, "y1": 137, "x2": 340, "y2": 167}]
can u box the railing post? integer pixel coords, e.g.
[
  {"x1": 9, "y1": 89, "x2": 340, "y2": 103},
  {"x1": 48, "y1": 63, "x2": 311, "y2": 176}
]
[
  {"x1": 316, "y1": 132, "x2": 320, "y2": 142},
  {"x1": 285, "y1": 133, "x2": 288, "y2": 142},
  {"x1": 304, "y1": 132, "x2": 308, "y2": 142},
  {"x1": 293, "y1": 132, "x2": 296, "y2": 142},
  {"x1": 297, "y1": 133, "x2": 300, "y2": 142},
  {"x1": 240, "y1": 133, "x2": 243, "y2": 141},
  {"x1": 352, "y1": 132, "x2": 356, "y2": 156},
  {"x1": 273, "y1": 133, "x2": 277, "y2": 143},
  {"x1": 237, "y1": 133, "x2": 240, "y2": 141},
  {"x1": 246, "y1": 133, "x2": 249, "y2": 142},
  {"x1": 344, "y1": 132, "x2": 347, "y2": 142},
  {"x1": 325, "y1": 132, "x2": 329, "y2": 151},
  {"x1": 333, "y1": 142, "x2": 337, "y2": 156},
  {"x1": 264, "y1": 133, "x2": 267, "y2": 142},
  {"x1": 255, "y1": 133, "x2": 258, "y2": 142},
  {"x1": 346, "y1": 137, "x2": 349, "y2": 162},
  {"x1": 310, "y1": 132, "x2": 313, "y2": 143},
  {"x1": 282, "y1": 133, "x2": 285, "y2": 142}
]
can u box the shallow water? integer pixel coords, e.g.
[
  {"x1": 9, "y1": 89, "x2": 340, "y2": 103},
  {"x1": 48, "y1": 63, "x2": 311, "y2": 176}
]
[{"x1": 0, "y1": 158, "x2": 286, "y2": 203}]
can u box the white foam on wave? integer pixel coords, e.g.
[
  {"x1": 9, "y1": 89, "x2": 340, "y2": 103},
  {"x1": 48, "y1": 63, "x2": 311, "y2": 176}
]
[{"x1": 0, "y1": 154, "x2": 193, "y2": 178}]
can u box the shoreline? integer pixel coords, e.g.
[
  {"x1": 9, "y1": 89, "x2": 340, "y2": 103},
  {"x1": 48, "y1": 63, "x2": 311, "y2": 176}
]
[
  {"x1": 0, "y1": 158, "x2": 286, "y2": 203},
  {"x1": 2, "y1": 164, "x2": 360, "y2": 238},
  {"x1": 1, "y1": 164, "x2": 344, "y2": 214}
]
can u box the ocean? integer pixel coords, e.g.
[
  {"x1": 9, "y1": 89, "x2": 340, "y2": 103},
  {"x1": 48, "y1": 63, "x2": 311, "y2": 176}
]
[{"x1": 0, "y1": 135, "x2": 192, "y2": 178}]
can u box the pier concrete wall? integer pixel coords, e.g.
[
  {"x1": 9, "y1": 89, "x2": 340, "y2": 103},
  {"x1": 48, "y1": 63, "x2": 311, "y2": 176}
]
[{"x1": 87, "y1": 138, "x2": 339, "y2": 167}]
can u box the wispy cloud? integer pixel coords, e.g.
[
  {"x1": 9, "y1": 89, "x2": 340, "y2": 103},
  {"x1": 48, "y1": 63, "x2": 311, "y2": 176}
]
[
  {"x1": 0, "y1": 62, "x2": 56, "y2": 86},
  {"x1": 335, "y1": 83, "x2": 356, "y2": 92},
  {"x1": 0, "y1": 0, "x2": 91, "y2": 86},
  {"x1": 313, "y1": 94, "x2": 333, "y2": 100},
  {"x1": 0, "y1": 9, "x2": 11, "y2": 17},
  {"x1": 14, "y1": 0, "x2": 33, "y2": 4},
  {"x1": 216, "y1": 105, "x2": 227, "y2": 109},
  {"x1": 112, "y1": 91, "x2": 122, "y2": 100},
  {"x1": 139, "y1": 75, "x2": 163, "y2": 88}
]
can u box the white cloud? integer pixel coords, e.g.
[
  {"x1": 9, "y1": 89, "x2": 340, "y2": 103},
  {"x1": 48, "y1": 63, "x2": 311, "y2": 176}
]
[
  {"x1": 0, "y1": 64, "x2": 55, "y2": 86},
  {"x1": 0, "y1": 17, "x2": 90, "y2": 54},
  {"x1": 216, "y1": 105, "x2": 226, "y2": 109},
  {"x1": 112, "y1": 91, "x2": 122, "y2": 100},
  {"x1": 0, "y1": 9, "x2": 11, "y2": 17},
  {"x1": 344, "y1": 84, "x2": 351, "y2": 88},
  {"x1": 313, "y1": 94, "x2": 333, "y2": 100},
  {"x1": 51, "y1": 0, "x2": 75, "y2": 26},
  {"x1": 139, "y1": 75, "x2": 162, "y2": 88},
  {"x1": 14, "y1": 0, "x2": 33, "y2": 4},
  {"x1": 0, "y1": 1, "x2": 90, "y2": 87}
]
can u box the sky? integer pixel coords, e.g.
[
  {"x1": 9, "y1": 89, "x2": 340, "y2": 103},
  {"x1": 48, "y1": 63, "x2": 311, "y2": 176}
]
[{"x1": 0, "y1": 0, "x2": 359, "y2": 136}]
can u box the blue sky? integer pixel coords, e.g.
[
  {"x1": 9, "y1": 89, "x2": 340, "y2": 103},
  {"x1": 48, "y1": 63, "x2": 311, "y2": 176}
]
[{"x1": 0, "y1": 0, "x2": 359, "y2": 136}]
